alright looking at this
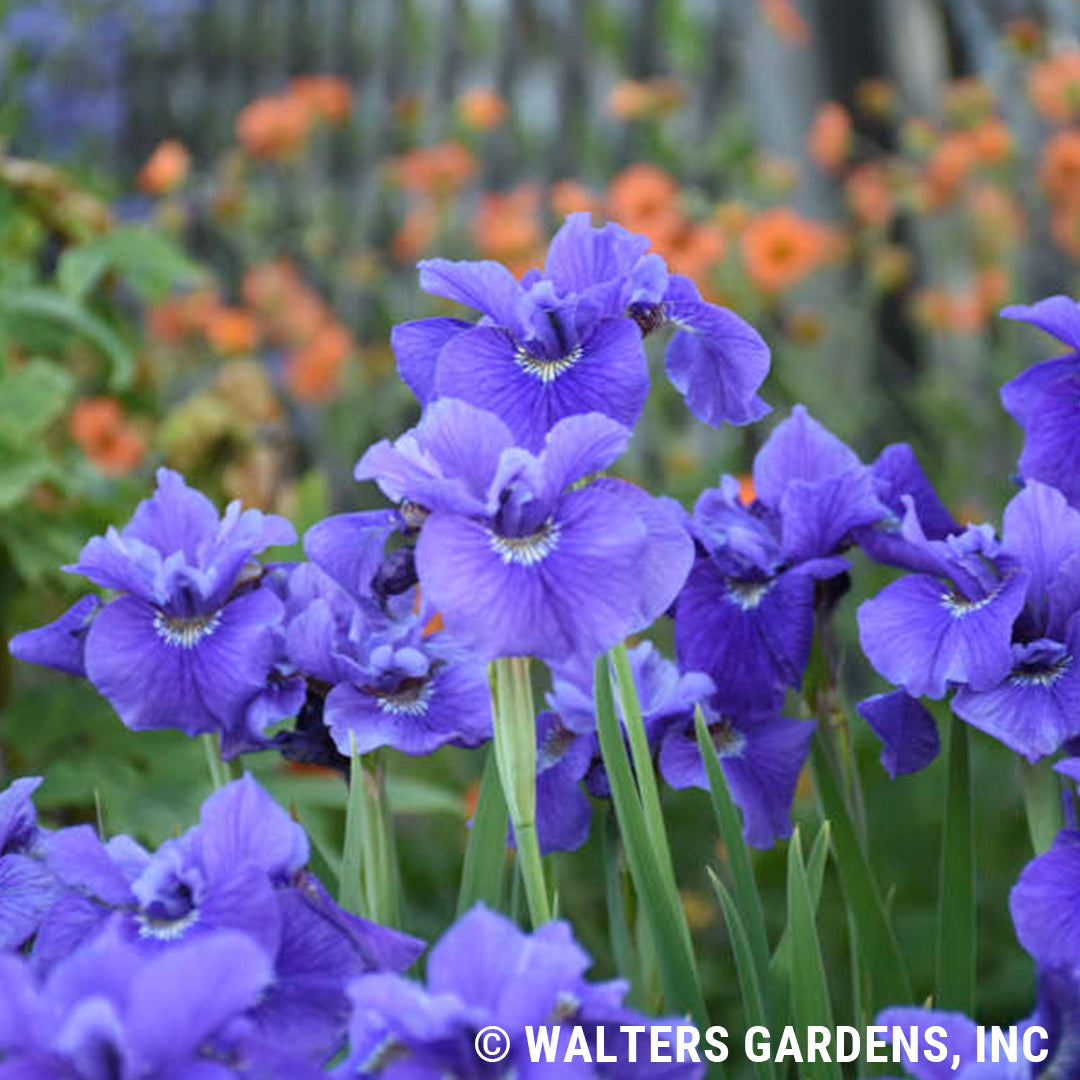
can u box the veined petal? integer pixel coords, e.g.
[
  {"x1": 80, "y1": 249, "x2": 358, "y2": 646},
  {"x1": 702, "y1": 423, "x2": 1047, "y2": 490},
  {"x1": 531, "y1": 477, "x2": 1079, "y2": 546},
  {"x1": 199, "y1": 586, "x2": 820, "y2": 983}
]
[
  {"x1": 303, "y1": 510, "x2": 398, "y2": 602},
  {"x1": 663, "y1": 275, "x2": 771, "y2": 427},
  {"x1": 434, "y1": 318, "x2": 648, "y2": 452},
  {"x1": 417, "y1": 258, "x2": 524, "y2": 327},
  {"x1": 84, "y1": 590, "x2": 281, "y2": 736},
  {"x1": 391, "y1": 316, "x2": 472, "y2": 404},
  {"x1": 856, "y1": 571, "x2": 1028, "y2": 700},
  {"x1": 1001, "y1": 295, "x2": 1080, "y2": 351},
  {"x1": 778, "y1": 467, "x2": 887, "y2": 562},
  {"x1": 1015, "y1": 372, "x2": 1080, "y2": 507},
  {"x1": 415, "y1": 484, "x2": 648, "y2": 663}
]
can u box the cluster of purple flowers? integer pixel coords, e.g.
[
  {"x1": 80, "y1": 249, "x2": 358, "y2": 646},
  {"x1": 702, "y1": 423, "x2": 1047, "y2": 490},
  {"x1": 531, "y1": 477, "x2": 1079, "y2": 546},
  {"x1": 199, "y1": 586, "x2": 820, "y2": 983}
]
[{"x1": 0, "y1": 774, "x2": 698, "y2": 1077}]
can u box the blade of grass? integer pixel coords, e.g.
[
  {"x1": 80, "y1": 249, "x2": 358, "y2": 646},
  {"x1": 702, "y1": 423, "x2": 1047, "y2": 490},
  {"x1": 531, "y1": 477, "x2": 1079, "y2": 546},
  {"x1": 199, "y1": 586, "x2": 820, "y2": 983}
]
[
  {"x1": 810, "y1": 734, "x2": 912, "y2": 1013},
  {"x1": 786, "y1": 829, "x2": 843, "y2": 1080},
  {"x1": 937, "y1": 714, "x2": 975, "y2": 1015},
  {"x1": 708, "y1": 869, "x2": 776, "y2": 1080},
  {"x1": 457, "y1": 748, "x2": 508, "y2": 916},
  {"x1": 603, "y1": 811, "x2": 642, "y2": 1006},
  {"x1": 768, "y1": 821, "x2": 830, "y2": 1031},
  {"x1": 593, "y1": 654, "x2": 708, "y2": 1028},
  {"x1": 1019, "y1": 758, "x2": 1064, "y2": 856},
  {"x1": 695, "y1": 705, "x2": 770, "y2": 994},
  {"x1": 339, "y1": 740, "x2": 366, "y2": 916}
]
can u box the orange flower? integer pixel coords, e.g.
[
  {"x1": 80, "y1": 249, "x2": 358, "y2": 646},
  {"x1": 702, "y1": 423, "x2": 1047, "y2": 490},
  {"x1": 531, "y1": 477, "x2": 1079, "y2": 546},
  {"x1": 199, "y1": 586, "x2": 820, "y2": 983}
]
[
  {"x1": 737, "y1": 474, "x2": 756, "y2": 506},
  {"x1": 70, "y1": 397, "x2": 145, "y2": 476},
  {"x1": 285, "y1": 322, "x2": 353, "y2": 402},
  {"x1": 807, "y1": 102, "x2": 851, "y2": 171},
  {"x1": 549, "y1": 179, "x2": 598, "y2": 218},
  {"x1": 394, "y1": 141, "x2": 476, "y2": 196},
  {"x1": 759, "y1": 0, "x2": 811, "y2": 47},
  {"x1": 608, "y1": 79, "x2": 652, "y2": 120},
  {"x1": 976, "y1": 265, "x2": 1009, "y2": 316},
  {"x1": 923, "y1": 132, "x2": 978, "y2": 207},
  {"x1": 236, "y1": 94, "x2": 311, "y2": 160},
  {"x1": 1040, "y1": 129, "x2": 1080, "y2": 204},
  {"x1": 845, "y1": 163, "x2": 894, "y2": 228},
  {"x1": 290, "y1": 76, "x2": 352, "y2": 124},
  {"x1": 205, "y1": 307, "x2": 258, "y2": 355},
  {"x1": 473, "y1": 186, "x2": 544, "y2": 272},
  {"x1": 659, "y1": 222, "x2": 726, "y2": 282},
  {"x1": 393, "y1": 203, "x2": 438, "y2": 263},
  {"x1": 913, "y1": 287, "x2": 983, "y2": 334},
  {"x1": 136, "y1": 139, "x2": 190, "y2": 195},
  {"x1": 970, "y1": 184, "x2": 1026, "y2": 252},
  {"x1": 972, "y1": 118, "x2": 1012, "y2": 165},
  {"x1": 607, "y1": 163, "x2": 681, "y2": 241},
  {"x1": 740, "y1": 207, "x2": 832, "y2": 294},
  {"x1": 1030, "y1": 51, "x2": 1080, "y2": 125},
  {"x1": 147, "y1": 290, "x2": 219, "y2": 343},
  {"x1": 457, "y1": 87, "x2": 508, "y2": 131}
]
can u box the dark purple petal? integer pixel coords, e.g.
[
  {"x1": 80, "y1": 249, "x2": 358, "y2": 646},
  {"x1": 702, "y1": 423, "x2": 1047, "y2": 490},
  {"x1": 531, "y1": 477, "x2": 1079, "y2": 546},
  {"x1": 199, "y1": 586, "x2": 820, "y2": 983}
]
[
  {"x1": 952, "y1": 633, "x2": 1080, "y2": 761},
  {"x1": 418, "y1": 257, "x2": 525, "y2": 327},
  {"x1": 0, "y1": 777, "x2": 42, "y2": 855},
  {"x1": 84, "y1": 589, "x2": 282, "y2": 737},
  {"x1": 869, "y1": 443, "x2": 959, "y2": 539},
  {"x1": 0, "y1": 855, "x2": 60, "y2": 950},
  {"x1": 390, "y1": 317, "x2": 472, "y2": 404},
  {"x1": 1001, "y1": 295, "x2": 1080, "y2": 352},
  {"x1": 1011, "y1": 830, "x2": 1080, "y2": 968},
  {"x1": 417, "y1": 482, "x2": 649, "y2": 664},
  {"x1": 778, "y1": 467, "x2": 886, "y2": 562},
  {"x1": 1002, "y1": 480, "x2": 1080, "y2": 632},
  {"x1": 324, "y1": 661, "x2": 492, "y2": 756},
  {"x1": 856, "y1": 570, "x2": 1028, "y2": 699},
  {"x1": 674, "y1": 559, "x2": 819, "y2": 713},
  {"x1": 196, "y1": 775, "x2": 308, "y2": 883},
  {"x1": 663, "y1": 275, "x2": 771, "y2": 427},
  {"x1": 752, "y1": 405, "x2": 861, "y2": 508},
  {"x1": 8, "y1": 596, "x2": 101, "y2": 678},
  {"x1": 1014, "y1": 372, "x2": 1080, "y2": 507},
  {"x1": 303, "y1": 510, "x2": 399, "y2": 602},
  {"x1": 1001, "y1": 355, "x2": 1080, "y2": 431},
  {"x1": 433, "y1": 318, "x2": 649, "y2": 452},
  {"x1": 856, "y1": 691, "x2": 940, "y2": 778}
]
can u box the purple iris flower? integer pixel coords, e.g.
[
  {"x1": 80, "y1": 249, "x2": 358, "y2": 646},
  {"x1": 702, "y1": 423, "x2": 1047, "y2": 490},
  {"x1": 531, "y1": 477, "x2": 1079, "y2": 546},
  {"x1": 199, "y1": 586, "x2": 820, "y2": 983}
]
[
  {"x1": 9, "y1": 469, "x2": 297, "y2": 752},
  {"x1": 356, "y1": 399, "x2": 693, "y2": 664},
  {"x1": 35, "y1": 775, "x2": 423, "y2": 1060},
  {"x1": 861, "y1": 479, "x2": 1080, "y2": 761},
  {"x1": 856, "y1": 506, "x2": 1029, "y2": 702},
  {"x1": 0, "y1": 777, "x2": 62, "y2": 951},
  {"x1": 658, "y1": 698, "x2": 815, "y2": 849},
  {"x1": 391, "y1": 212, "x2": 770, "y2": 449},
  {"x1": 0, "y1": 924, "x2": 330, "y2": 1079},
  {"x1": 674, "y1": 407, "x2": 876, "y2": 713},
  {"x1": 336, "y1": 904, "x2": 704, "y2": 1079},
  {"x1": 524, "y1": 711, "x2": 595, "y2": 855},
  {"x1": 871, "y1": 968, "x2": 1080, "y2": 1080},
  {"x1": 1001, "y1": 296, "x2": 1080, "y2": 508},
  {"x1": 279, "y1": 560, "x2": 492, "y2": 757}
]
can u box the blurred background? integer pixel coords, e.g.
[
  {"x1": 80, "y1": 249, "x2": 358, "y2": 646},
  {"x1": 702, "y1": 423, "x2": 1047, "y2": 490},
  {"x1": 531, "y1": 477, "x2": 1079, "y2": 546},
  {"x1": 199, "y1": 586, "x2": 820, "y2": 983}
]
[{"x1": 0, "y1": 0, "x2": 1074, "y2": 1039}]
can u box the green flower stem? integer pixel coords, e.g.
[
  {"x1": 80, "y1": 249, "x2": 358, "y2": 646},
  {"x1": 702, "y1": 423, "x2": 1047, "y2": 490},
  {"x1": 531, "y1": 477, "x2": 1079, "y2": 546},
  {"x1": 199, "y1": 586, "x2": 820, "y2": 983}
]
[
  {"x1": 1019, "y1": 758, "x2": 1064, "y2": 856},
  {"x1": 201, "y1": 733, "x2": 230, "y2": 791},
  {"x1": 490, "y1": 656, "x2": 550, "y2": 926}
]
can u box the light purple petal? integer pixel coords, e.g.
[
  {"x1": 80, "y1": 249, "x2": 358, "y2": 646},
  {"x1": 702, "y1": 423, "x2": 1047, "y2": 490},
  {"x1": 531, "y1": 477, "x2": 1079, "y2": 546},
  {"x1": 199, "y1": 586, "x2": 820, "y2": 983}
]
[
  {"x1": 1014, "y1": 374, "x2": 1080, "y2": 508},
  {"x1": 752, "y1": 404, "x2": 861, "y2": 508},
  {"x1": 537, "y1": 413, "x2": 632, "y2": 497},
  {"x1": 1001, "y1": 355, "x2": 1080, "y2": 431},
  {"x1": 0, "y1": 855, "x2": 60, "y2": 950},
  {"x1": 1011, "y1": 830, "x2": 1080, "y2": 970},
  {"x1": 303, "y1": 510, "x2": 398, "y2": 602},
  {"x1": 778, "y1": 467, "x2": 887, "y2": 562},
  {"x1": 391, "y1": 316, "x2": 472, "y2": 404},
  {"x1": 0, "y1": 777, "x2": 42, "y2": 854},
  {"x1": 875, "y1": 1007, "x2": 980, "y2": 1080},
  {"x1": 663, "y1": 275, "x2": 771, "y2": 427},
  {"x1": 418, "y1": 258, "x2": 524, "y2": 327},
  {"x1": 856, "y1": 571, "x2": 1028, "y2": 699},
  {"x1": 84, "y1": 589, "x2": 282, "y2": 736},
  {"x1": 1001, "y1": 295, "x2": 1080, "y2": 351}
]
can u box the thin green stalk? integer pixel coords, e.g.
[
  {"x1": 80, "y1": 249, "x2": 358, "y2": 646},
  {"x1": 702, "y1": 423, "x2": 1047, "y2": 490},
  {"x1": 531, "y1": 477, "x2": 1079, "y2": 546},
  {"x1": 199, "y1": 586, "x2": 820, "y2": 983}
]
[
  {"x1": 937, "y1": 714, "x2": 974, "y2": 1016},
  {"x1": 202, "y1": 733, "x2": 229, "y2": 791},
  {"x1": 339, "y1": 741, "x2": 366, "y2": 916},
  {"x1": 490, "y1": 657, "x2": 550, "y2": 926},
  {"x1": 457, "y1": 748, "x2": 508, "y2": 916},
  {"x1": 1019, "y1": 758, "x2": 1064, "y2": 856}
]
